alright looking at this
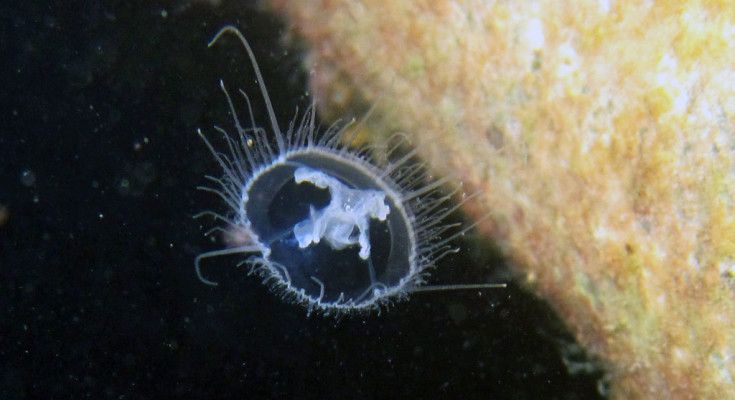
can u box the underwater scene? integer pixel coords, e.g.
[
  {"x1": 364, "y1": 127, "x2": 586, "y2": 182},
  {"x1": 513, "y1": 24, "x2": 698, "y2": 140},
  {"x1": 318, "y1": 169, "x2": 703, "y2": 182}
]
[{"x1": 5, "y1": 1, "x2": 734, "y2": 399}]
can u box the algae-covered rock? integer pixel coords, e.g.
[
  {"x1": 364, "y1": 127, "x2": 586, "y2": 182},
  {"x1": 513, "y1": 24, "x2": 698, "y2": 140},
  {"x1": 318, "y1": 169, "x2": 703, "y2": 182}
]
[{"x1": 268, "y1": 1, "x2": 735, "y2": 398}]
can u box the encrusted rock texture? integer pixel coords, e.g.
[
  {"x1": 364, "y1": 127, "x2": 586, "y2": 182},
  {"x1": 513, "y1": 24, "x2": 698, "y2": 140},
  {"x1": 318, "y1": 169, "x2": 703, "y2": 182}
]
[{"x1": 268, "y1": 1, "x2": 735, "y2": 398}]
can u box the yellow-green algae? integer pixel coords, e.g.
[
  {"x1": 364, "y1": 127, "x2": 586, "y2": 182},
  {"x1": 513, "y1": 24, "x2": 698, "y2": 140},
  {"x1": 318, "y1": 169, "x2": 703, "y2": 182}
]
[{"x1": 268, "y1": 1, "x2": 735, "y2": 398}]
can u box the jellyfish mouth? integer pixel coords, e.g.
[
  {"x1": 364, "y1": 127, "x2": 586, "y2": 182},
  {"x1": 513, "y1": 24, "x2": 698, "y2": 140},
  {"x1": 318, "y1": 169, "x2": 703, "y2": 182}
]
[{"x1": 291, "y1": 166, "x2": 390, "y2": 260}]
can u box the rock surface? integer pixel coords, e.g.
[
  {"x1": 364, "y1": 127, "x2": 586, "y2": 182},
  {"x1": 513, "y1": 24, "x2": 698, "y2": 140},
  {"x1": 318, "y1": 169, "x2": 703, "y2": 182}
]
[{"x1": 269, "y1": 1, "x2": 735, "y2": 398}]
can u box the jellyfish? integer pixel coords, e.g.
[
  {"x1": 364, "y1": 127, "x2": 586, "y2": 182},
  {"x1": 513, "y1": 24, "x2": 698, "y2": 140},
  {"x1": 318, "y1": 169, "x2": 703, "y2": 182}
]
[{"x1": 195, "y1": 26, "x2": 503, "y2": 315}]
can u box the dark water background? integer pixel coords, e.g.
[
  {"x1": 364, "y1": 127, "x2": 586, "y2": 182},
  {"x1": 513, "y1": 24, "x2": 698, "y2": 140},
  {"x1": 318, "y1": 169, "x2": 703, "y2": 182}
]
[{"x1": 1, "y1": 1, "x2": 605, "y2": 399}]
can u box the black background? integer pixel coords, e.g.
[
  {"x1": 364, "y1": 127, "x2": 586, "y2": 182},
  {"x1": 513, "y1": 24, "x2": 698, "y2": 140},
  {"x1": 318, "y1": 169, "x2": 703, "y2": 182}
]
[{"x1": 1, "y1": 1, "x2": 605, "y2": 399}]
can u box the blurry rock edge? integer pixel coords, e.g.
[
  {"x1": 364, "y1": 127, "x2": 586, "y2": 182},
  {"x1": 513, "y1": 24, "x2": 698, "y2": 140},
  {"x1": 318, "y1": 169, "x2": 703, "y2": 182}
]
[{"x1": 266, "y1": 1, "x2": 735, "y2": 399}]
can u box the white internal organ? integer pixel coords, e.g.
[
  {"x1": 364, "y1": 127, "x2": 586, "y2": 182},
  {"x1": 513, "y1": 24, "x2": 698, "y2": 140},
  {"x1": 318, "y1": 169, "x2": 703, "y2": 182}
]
[{"x1": 292, "y1": 167, "x2": 390, "y2": 260}]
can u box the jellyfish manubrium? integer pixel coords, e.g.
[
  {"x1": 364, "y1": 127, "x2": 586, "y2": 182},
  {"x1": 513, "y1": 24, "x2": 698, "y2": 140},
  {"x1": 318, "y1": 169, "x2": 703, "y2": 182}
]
[{"x1": 195, "y1": 26, "x2": 503, "y2": 315}]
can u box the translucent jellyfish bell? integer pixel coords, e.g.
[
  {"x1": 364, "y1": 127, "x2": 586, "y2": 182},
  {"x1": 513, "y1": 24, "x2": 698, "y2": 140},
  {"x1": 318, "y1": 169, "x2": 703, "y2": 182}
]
[{"x1": 195, "y1": 26, "x2": 504, "y2": 315}]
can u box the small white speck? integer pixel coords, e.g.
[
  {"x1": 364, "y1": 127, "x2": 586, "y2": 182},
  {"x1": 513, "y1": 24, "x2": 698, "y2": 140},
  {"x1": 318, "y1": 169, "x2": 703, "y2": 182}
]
[
  {"x1": 719, "y1": 259, "x2": 735, "y2": 278},
  {"x1": 521, "y1": 18, "x2": 545, "y2": 50},
  {"x1": 597, "y1": 0, "x2": 612, "y2": 13},
  {"x1": 673, "y1": 347, "x2": 688, "y2": 362},
  {"x1": 556, "y1": 42, "x2": 580, "y2": 78},
  {"x1": 688, "y1": 252, "x2": 701, "y2": 270},
  {"x1": 20, "y1": 169, "x2": 36, "y2": 187}
]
